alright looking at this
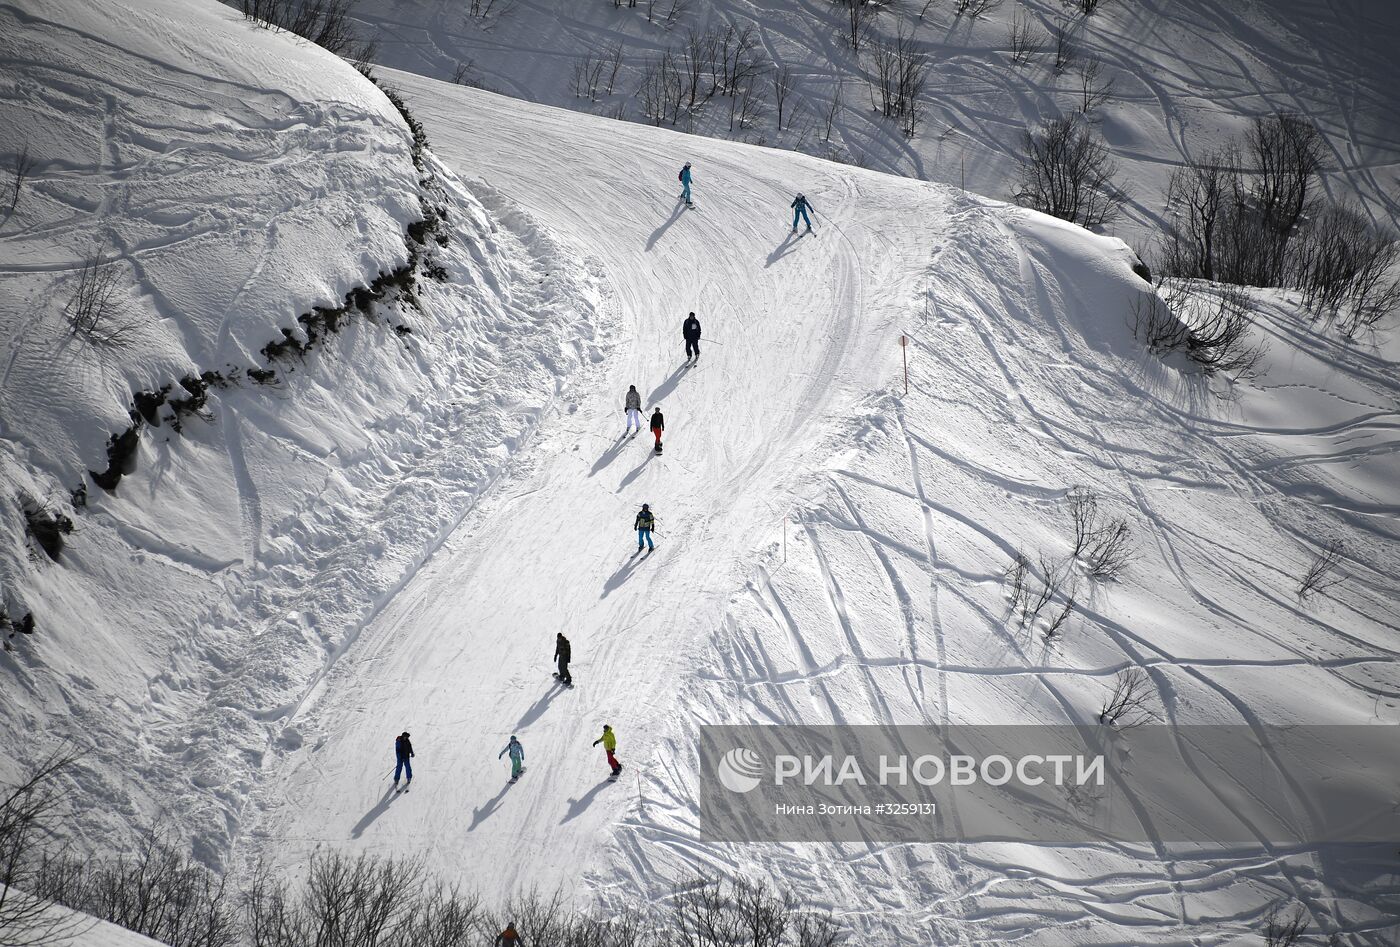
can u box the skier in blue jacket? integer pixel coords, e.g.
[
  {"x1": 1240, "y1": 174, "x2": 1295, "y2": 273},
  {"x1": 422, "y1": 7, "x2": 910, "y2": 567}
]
[
  {"x1": 393, "y1": 731, "x2": 413, "y2": 787},
  {"x1": 679, "y1": 162, "x2": 693, "y2": 206},
  {"x1": 499, "y1": 735, "x2": 525, "y2": 780},
  {"x1": 791, "y1": 193, "x2": 814, "y2": 233}
]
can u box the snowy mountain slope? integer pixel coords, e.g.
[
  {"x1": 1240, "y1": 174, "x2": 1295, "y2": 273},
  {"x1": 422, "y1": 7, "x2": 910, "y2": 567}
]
[
  {"x1": 343, "y1": 0, "x2": 1400, "y2": 247},
  {"x1": 0, "y1": 0, "x2": 609, "y2": 867},
  {"x1": 237, "y1": 74, "x2": 1400, "y2": 942}
]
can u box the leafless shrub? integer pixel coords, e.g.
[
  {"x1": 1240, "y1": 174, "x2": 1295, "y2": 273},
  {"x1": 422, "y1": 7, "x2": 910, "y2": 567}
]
[
  {"x1": 733, "y1": 71, "x2": 768, "y2": 131},
  {"x1": 1067, "y1": 487, "x2": 1132, "y2": 580},
  {"x1": 1007, "y1": 10, "x2": 1046, "y2": 64},
  {"x1": 670, "y1": 876, "x2": 842, "y2": 947},
  {"x1": 1184, "y1": 286, "x2": 1263, "y2": 375},
  {"x1": 0, "y1": 753, "x2": 87, "y2": 947},
  {"x1": 5, "y1": 142, "x2": 35, "y2": 218},
  {"x1": 954, "y1": 0, "x2": 1002, "y2": 16},
  {"x1": 467, "y1": 0, "x2": 514, "y2": 19},
  {"x1": 1083, "y1": 518, "x2": 1132, "y2": 579},
  {"x1": 1070, "y1": 0, "x2": 1107, "y2": 13},
  {"x1": 637, "y1": 52, "x2": 685, "y2": 126},
  {"x1": 1076, "y1": 57, "x2": 1113, "y2": 114},
  {"x1": 648, "y1": 0, "x2": 690, "y2": 26},
  {"x1": 1004, "y1": 550, "x2": 1030, "y2": 612},
  {"x1": 1297, "y1": 539, "x2": 1344, "y2": 600},
  {"x1": 715, "y1": 24, "x2": 763, "y2": 95},
  {"x1": 1262, "y1": 902, "x2": 1308, "y2": 947},
  {"x1": 1043, "y1": 592, "x2": 1074, "y2": 641},
  {"x1": 65, "y1": 243, "x2": 138, "y2": 347},
  {"x1": 1295, "y1": 202, "x2": 1400, "y2": 335},
  {"x1": 450, "y1": 59, "x2": 477, "y2": 85},
  {"x1": 1052, "y1": 19, "x2": 1077, "y2": 73},
  {"x1": 1098, "y1": 668, "x2": 1155, "y2": 728},
  {"x1": 1013, "y1": 116, "x2": 1125, "y2": 227},
  {"x1": 1130, "y1": 287, "x2": 1191, "y2": 353},
  {"x1": 239, "y1": 0, "x2": 377, "y2": 65},
  {"x1": 37, "y1": 833, "x2": 236, "y2": 947}
]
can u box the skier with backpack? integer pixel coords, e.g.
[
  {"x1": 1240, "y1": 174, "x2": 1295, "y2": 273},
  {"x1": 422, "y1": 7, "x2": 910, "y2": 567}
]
[
  {"x1": 498, "y1": 735, "x2": 525, "y2": 781},
  {"x1": 649, "y1": 407, "x2": 665, "y2": 453},
  {"x1": 495, "y1": 922, "x2": 523, "y2": 946},
  {"x1": 635, "y1": 503, "x2": 655, "y2": 552},
  {"x1": 683, "y1": 312, "x2": 702, "y2": 362},
  {"x1": 624, "y1": 384, "x2": 642, "y2": 436},
  {"x1": 554, "y1": 632, "x2": 572, "y2": 686},
  {"x1": 592, "y1": 724, "x2": 622, "y2": 777},
  {"x1": 791, "y1": 193, "x2": 814, "y2": 234},
  {"x1": 679, "y1": 161, "x2": 693, "y2": 207},
  {"x1": 393, "y1": 731, "x2": 413, "y2": 788}
]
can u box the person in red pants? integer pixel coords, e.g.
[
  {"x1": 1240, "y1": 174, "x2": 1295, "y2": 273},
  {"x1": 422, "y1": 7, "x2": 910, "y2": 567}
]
[
  {"x1": 649, "y1": 407, "x2": 665, "y2": 452},
  {"x1": 592, "y1": 724, "x2": 622, "y2": 776}
]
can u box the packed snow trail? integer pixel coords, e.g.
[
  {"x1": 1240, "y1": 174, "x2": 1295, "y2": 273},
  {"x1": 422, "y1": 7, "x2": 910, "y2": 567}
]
[
  {"x1": 240, "y1": 77, "x2": 941, "y2": 893},
  {"x1": 239, "y1": 81, "x2": 1399, "y2": 944}
]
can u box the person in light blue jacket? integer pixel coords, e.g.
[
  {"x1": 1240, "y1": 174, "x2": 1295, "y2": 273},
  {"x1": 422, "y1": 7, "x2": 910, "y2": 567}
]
[
  {"x1": 679, "y1": 162, "x2": 693, "y2": 206},
  {"x1": 499, "y1": 735, "x2": 525, "y2": 780}
]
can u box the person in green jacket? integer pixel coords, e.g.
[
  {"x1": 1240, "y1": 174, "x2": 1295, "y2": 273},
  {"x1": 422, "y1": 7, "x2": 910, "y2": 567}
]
[{"x1": 592, "y1": 724, "x2": 622, "y2": 776}]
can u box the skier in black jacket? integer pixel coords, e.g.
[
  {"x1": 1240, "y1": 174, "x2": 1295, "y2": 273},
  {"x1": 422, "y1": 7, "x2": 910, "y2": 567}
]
[
  {"x1": 683, "y1": 312, "x2": 702, "y2": 362},
  {"x1": 649, "y1": 408, "x2": 665, "y2": 452},
  {"x1": 394, "y1": 732, "x2": 413, "y2": 787},
  {"x1": 554, "y1": 633, "x2": 572, "y2": 686}
]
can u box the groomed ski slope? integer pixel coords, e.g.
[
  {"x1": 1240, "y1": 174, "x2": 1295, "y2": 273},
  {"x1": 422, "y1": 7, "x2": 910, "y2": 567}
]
[{"x1": 242, "y1": 79, "x2": 1400, "y2": 942}]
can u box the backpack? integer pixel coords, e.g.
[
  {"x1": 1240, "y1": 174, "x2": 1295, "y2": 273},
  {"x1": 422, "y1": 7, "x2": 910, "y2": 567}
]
[
  {"x1": 637, "y1": 510, "x2": 655, "y2": 530},
  {"x1": 678, "y1": 168, "x2": 685, "y2": 182}
]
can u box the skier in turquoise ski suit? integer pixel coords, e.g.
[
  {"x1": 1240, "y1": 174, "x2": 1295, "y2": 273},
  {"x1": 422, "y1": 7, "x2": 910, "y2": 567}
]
[{"x1": 499, "y1": 735, "x2": 525, "y2": 779}]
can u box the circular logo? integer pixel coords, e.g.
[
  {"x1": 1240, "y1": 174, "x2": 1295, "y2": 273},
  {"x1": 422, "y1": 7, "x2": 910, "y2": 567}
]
[{"x1": 717, "y1": 747, "x2": 764, "y2": 793}]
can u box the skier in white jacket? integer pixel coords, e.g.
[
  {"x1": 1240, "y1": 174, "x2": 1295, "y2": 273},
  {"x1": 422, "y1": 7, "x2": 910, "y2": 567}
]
[{"x1": 624, "y1": 385, "x2": 643, "y2": 436}]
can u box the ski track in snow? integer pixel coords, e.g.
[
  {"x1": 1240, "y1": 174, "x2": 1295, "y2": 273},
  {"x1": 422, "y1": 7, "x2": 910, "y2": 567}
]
[{"x1": 225, "y1": 78, "x2": 1400, "y2": 944}]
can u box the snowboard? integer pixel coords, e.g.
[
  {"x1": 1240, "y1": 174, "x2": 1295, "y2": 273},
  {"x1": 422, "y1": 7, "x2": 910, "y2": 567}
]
[
  {"x1": 552, "y1": 672, "x2": 574, "y2": 688},
  {"x1": 510, "y1": 766, "x2": 527, "y2": 782},
  {"x1": 654, "y1": 442, "x2": 663, "y2": 455}
]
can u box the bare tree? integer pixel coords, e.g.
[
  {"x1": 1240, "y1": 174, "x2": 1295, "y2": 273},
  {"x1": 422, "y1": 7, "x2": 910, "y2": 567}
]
[
  {"x1": 1007, "y1": 10, "x2": 1046, "y2": 65},
  {"x1": 866, "y1": 24, "x2": 927, "y2": 137},
  {"x1": 773, "y1": 65, "x2": 796, "y2": 131},
  {"x1": 0, "y1": 752, "x2": 87, "y2": 947},
  {"x1": 1263, "y1": 902, "x2": 1308, "y2": 947},
  {"x1": 449, "y1": 59, "x2": 477, "y2": 85},
  {"x1": 65, "y1": 242, "x2": 138, "y2": 347},
  {"x1": 1082, "y1": 519, "x2": 1132, "y2": 579},
  {"x1": 1247, "y1": 112, "x2": 1323, "y2": 237},
  {"x1": 1295, "y1": 202, "x2": 1400, "y2": 334},
  {"x1": 834, "y1": 0, "x2": 878, "y2": 50},
  {"x1": 1130, "y1": 285, "x2": 1191, "y2": 354},
  {"x1": 1099, "y1": 668, "x2": 1155, "y2": 728},
  {"x1": 1052, "y1": 18, "x2": 1077, "y2": 74},
  {"x1": 1297, "y1": 539, "x2": 1344, "y2": 600},
  {"x1": 1163, "y1": 147, "x2": 1240, "y2": 281},
  {"x1": 822, "y1": 76, "x2": 843, "y2": 141},
  {"x1": 954, "y1": 0, "x2": 1002, "y2": 16},
  {"x1": 1073, "y1": 0, "x2": 1108, "y2": 13},
  {"x1": 570, "y1": 51, "x2": 606, "y2": 100},
  {"x1": 605, "y1": 43, "x2": 625, "y2": 95},
  {"x1": 5, "y1": 143, "x2": 35, "y2": 218},
  {"x1": 670, "y1": 876, "x2": 841, "y2": 947},
  {"x1": 1076, "y1": 57, "x2": 1113, "y2": 114},
  {"x1": 1013, "y1": 116, "x2": 1125, "y2": 227}
]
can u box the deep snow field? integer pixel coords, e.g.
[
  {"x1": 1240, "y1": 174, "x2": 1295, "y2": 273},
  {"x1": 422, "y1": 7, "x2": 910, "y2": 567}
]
[
  {"x1": 1, "y1": 0, "x2": 1398, "y2": 944},
  {"x1": 344, "y1": 0, "x2": 1400, "y2": 251}
]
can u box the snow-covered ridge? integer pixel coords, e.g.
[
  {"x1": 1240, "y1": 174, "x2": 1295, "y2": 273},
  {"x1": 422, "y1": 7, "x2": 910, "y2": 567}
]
[{"x1": 0, "y1": 0, "x2": 611, "y2": 868}]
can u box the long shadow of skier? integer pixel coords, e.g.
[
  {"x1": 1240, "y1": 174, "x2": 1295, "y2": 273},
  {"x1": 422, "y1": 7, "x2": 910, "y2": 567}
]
[
  {"x1": 561, "y1": 776, "x2": 616, "y2": 824},
  {"x1": 616, "y1": 448, "x2": 656, "y2": 494},
  {"x1": 765, "y1": 230, "x2": 802, "y2": 268},
  {"x1": 515, "y1": 681, "x2": 566, "y2": 729},
  {"x1": 645, "y1": 197, "x2": 687, "y2": 252},
  {"x1": 601, "y1": 553, "x2": 645, "y2": 598},
  {"x1": 349, "y1": 785, "x2": 398, "y2": 839},
  {"x1": 589, "y1": 434, "x2": 632, "y2": 477},
  {"x1": 646, "y1": 362, "x2": 690, "y2": 405},
  {"x1": 468, "y1": 779, "x2": 515, "y2": 831}
]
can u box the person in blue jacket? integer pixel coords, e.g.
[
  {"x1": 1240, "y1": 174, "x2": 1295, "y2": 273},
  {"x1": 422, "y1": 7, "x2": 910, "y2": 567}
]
[
  {"x1": 499, "y1": 735, "x2": 525, "y2": 780},
  {"x1": 679, "y1": 162, "x2": 693, "y2": 206},
  {"x1": 791, "y1": 193, "x2": 814, "y2": 233},
  {"x1": 393, "y1": 731, "x2": 413, "y2": 787}
]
